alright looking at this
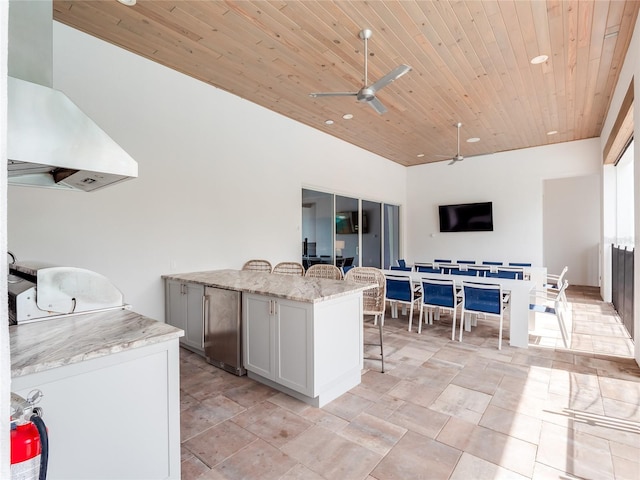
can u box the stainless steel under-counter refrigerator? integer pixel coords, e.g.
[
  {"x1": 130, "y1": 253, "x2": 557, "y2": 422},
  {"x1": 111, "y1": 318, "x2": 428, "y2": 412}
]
[{"x1": 204, "y1": 287, "x2": 246, "y2": 376}]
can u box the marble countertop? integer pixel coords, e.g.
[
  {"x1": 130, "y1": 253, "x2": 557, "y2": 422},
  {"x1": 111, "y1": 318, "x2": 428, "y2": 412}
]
[
  {"x1": 11, "y1": 308, "x2": 183, "y2": 378},
  {"x1": 162, "y1": 269, "x2": 370, "y2": 303}
]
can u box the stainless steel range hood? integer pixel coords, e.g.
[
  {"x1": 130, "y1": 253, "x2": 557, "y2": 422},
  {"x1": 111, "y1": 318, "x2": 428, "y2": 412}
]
[
  {"x1": 7, "y1": 0, "x2": 138, "y2": 192},
  {"x1": 7, "y1": 77, "x2": 138, "y2": 191}
]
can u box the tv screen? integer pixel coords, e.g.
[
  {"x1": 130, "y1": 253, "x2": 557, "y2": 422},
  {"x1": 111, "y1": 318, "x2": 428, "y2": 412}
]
[
  {"x1": 336, "y1": 211, "x2": 368, "y2": 234},
  {"x1": 439, "y1": 202, "x2": 493, "y2": 232}
]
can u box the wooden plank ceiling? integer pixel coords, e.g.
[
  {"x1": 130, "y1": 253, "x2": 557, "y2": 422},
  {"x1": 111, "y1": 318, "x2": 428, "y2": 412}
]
[{"x1": 53, "y1": 0, "x2": 639, "y2": 167}]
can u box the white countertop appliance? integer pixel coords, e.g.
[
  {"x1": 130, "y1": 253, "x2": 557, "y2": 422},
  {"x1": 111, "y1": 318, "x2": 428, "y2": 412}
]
[{"x1": 8, "y1": 261, "x2": 130, "y2": 325}]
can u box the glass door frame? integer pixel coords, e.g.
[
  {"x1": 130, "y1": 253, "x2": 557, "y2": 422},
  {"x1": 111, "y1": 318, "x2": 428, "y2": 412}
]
[{"x1": 302, "y1": 187, "x2": 401, "y2": 270}]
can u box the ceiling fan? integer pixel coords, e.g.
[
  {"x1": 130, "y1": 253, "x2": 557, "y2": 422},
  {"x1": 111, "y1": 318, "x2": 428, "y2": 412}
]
[
  {"x1": 439, "y1": 122, "x2": 467, "y2": 165},
  {"x1": 309, "y1": 29, "x2": 411, "y2": 114}
]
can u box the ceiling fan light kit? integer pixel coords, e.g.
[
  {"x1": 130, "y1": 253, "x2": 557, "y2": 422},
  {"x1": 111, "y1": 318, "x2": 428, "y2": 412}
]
[{"x1": 309, "y1": 28, "x2": 411, "y2": 114}]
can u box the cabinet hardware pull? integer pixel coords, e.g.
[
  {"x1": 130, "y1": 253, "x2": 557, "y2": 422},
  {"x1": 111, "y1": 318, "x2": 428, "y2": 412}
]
[{"x1": 202, "y1": 295, "x2": 209, "y2": 349}]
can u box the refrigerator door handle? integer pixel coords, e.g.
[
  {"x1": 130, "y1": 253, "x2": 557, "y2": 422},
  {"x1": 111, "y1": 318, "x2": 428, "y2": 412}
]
[{"x1": 202, "y1": 295, "x2": 210, "y2": 349}]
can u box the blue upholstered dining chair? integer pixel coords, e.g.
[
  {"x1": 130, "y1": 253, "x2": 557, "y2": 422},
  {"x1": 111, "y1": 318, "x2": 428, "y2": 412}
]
[
  {"x1": 482, "y1": 261, "x2": 503, "y2": 266},
  {"x1": 450, "y1": 269, "x2": 478, "y2": 277},
  {"x1": 457, "y1": 260, "x2": 476, "y2": 265},
  {"x1": 397, "y1": 259, "x2": 408, "y2": 268},
  {"x1": 486, "y1": 268, "x2": 523, "y2": 280},
  {"x1": 390, "y1": 266, "x2": 412, "y2": 272},
  {"x1": 434, "y1": 258, "x2": 452, "y2": 264},
  {"x1": 440, "y1": 264, "x2": 460, "y2": 274},
  {"x1": 460, "y1": 281, "x2": 507, "y2": 350},
  {"x1": 418, "y1": 278, "x2": 461, "y2": 340},
  {"x1": 468, "y1": 266, "x2": 490, "y2": 277},
  {"x1": 416, "y1": 265, "x2": 441, "y2": 274},
  {"x1": 509, "y1": 262, "x2": 532, "y2": 267},
  {"x1": 385, "y1": 274, "x2": 421, "y2": 332}
]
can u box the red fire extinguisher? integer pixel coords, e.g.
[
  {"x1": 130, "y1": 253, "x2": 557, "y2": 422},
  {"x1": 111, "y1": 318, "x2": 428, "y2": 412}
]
[{"x1": 10, "y1": 390, "x2": 48, "y2": 480}]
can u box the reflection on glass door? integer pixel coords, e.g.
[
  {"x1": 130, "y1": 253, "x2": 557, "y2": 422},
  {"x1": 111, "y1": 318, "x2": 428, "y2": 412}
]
[
  {"x1": 301, "y1": 189, "x2": 334, "y2": 269},
  {"x1": 336, "y1": 195, "x2": 359, "y2": 268},
  {"x1": 362, "y1": 200, "x2": 381, "y2": 267},
  {"x1": 384, "y1": 204, "x2": 400, "y2": 269}
]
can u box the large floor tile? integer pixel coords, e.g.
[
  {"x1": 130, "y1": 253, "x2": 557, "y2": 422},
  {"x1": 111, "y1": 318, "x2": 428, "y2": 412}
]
[
  {"x1": 371, "y1": 430, "x2": 461, "y2": 480},
  {"x1": 176, "y1": 285, "x2": 638, "y2": 480},
  {"x1": 280, "y1": 425, "x2": 382, "y2": 480}
]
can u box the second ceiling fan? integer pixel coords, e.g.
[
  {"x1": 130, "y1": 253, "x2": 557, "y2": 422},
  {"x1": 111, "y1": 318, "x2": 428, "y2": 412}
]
[
  {"x1": 438, "y1": 122, "x2": 482, "y2": 165},
  {"x1": 309, "y1": 29, "x2": 411, "y2": 114}
]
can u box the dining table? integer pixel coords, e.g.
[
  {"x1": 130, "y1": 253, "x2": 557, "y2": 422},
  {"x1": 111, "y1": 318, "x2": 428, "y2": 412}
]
[{"x1": 382, "y1": 269, "x2": 544, "y2": 348}]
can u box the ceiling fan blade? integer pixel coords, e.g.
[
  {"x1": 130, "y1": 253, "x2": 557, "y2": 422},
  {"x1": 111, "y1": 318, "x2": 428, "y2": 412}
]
[
  {"x1": 368, "y1": 64, "x2": 412, "y2": 93},
  {"x1": 309, "y1": 92, "x2": 358, "y2": 98},
  {"x1": 368, "y1": 97, "x2": 388, "y2": 114}
]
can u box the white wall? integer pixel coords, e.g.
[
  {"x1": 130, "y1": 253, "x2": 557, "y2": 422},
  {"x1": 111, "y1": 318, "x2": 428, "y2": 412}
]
[
  {"x1": 405, "y1": 139, "x2": 601, "y2": 268},
  {"x1": 6, "y1": 23, "x2": 407, "y2": 321},
  {"x1": 543, "y1": 175, "x2": 601, "y2": 286}
]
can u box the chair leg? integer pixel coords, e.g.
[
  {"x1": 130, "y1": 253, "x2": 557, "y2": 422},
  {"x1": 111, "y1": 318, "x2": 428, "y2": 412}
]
[
  {"x1": 378, "y1": 313, "x2": 385, "y2": 373},
  {"x1": 408, "y1": 303, "x2": 414, "y2": 332},
  {"x1": 418, "y1": 304, "x2": 423, "y2": 334},
  {"x1": 459, "y1": 309, "x2": 465, "y2": 342},
  {"x1": 498, "y1": 314, "x2": 503, "y2": 350},
  {"x1": 451, "y1": 305, "x2": 457, "y2": 341}
]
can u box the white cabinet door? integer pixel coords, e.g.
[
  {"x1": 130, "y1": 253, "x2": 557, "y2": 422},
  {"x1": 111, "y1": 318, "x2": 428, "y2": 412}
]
[
  {"x1": 184, "y1": 282, "x2": 205, "y2": 350},
  {"x1": 274, "y1": 298, "x2": 312, "y2": 396},
  {"x1": 165, "y1": 280, "x2": 204, "y2": 353},
  {"x1": 243, "y1": 293, "x2": 274, "y2": 379},
  {"x1": 12, "y1": 341, "x2": 181, "y2": 480},
  {"x1": 166, "y1": 280, "x2": 186, "y2": 332},
  {"x1": 243, "y1": 294, "x2": 312, "y2": 396}
]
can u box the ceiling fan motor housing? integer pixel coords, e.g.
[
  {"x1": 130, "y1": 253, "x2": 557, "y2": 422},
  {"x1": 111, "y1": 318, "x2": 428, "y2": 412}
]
[{"x1": 357, "y1": 88, "x2": 376, "y2": 102}]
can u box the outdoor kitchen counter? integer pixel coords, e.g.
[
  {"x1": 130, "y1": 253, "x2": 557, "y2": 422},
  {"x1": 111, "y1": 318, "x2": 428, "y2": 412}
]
[
  {"x1": 162, "y1": 268, "x2": 372, "y2": 302},
  {"x1": 10, "y1": 308, "x2": 183, "y2": 378},
  {"x1": 163, "y1": 268, "x2": 368, "y2": 408},
  {"x1": 10, "y1": 309, "x2": 183, "y2": 479}
]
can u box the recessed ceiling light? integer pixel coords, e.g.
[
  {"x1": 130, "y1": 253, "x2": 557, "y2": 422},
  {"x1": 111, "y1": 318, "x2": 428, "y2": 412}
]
[
  {"x1": 530, "y1": 54, "x2": 548, "y2": 65},
  {"x1": 416, "y1": 153, "x2": 425, "y2": 158},
  {"x1": 547, "y1": 130, "x2": 558, "y2": 135},
  {"x1": 342, "y1": 113, "x2": 353, "y2": 120},
  {"x1": 324, "y1": 120, "x2": 334, "y2": 125},
  {"x1": 604, "y1": 31, "x2": 619, "y2": 39},
  {"x1": 467, "y1": 137, "x2": 480, "y2": 143},
  {"x1": 117, "y1": 0, "x2": 136, "y2": 5}
]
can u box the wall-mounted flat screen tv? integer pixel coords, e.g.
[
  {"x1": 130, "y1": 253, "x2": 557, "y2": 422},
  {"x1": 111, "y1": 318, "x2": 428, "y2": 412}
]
[
  {"x1": 439, "y1": 202, "x2": 493, "y2": 232},
  {"x1": 336, "y1": 211, "x2": 368, "y2": 234}
]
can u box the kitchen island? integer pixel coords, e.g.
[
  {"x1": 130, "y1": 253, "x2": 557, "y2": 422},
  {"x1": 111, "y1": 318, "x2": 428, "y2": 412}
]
[
  {"x1": 10, "y1": 309, "x2": 183, "y2": 480},
  {"x1": 162, "y1": 269, "x2": 369, "y2": 407}
]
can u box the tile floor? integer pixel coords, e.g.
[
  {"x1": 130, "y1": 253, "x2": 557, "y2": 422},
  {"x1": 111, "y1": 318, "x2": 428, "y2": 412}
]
[{"x1": 180, "y1": 286, "x2": 640, "y2": 479}]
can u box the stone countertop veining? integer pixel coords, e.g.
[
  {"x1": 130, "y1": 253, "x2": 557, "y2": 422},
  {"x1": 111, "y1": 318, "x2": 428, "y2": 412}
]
[
  {"x1": 162, "y1": 269, "x2": 371, "y2": 303},
  {"x1": 11, "y1": 309, "x2": 184, "y2": 378}
]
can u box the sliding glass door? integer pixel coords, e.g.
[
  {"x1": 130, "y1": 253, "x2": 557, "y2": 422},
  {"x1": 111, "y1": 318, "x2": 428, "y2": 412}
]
[
  {"x1": 336, "y1": 195, "x2": 359, "y2": 267},
  {"x1": 362, "y1": 200, "x2": 381, "y2": 268},
  {"x1": 384, "y1": 204, "x2": 400, "y2": 268},
  {"x1": 302, "y1": 188, "x2": 400, "y2": 270},
  {"x1": 301, "y1": 189, "x2": 333, "y2": 269}
]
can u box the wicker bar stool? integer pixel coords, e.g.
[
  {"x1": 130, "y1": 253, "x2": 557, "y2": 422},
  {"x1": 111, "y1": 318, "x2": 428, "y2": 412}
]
[
  {"x1": 305, "y1": 264, "x2": 343, "y2": 280},
  {"x1": 242, "y1": 259, "x2": 272, "y2": 273},
  {"x1": 344, "y1": 267, "x2": 386, "y2": 372},
  {"x1": 272, "y1": 261, "x2": 305, "y2": 276}
]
